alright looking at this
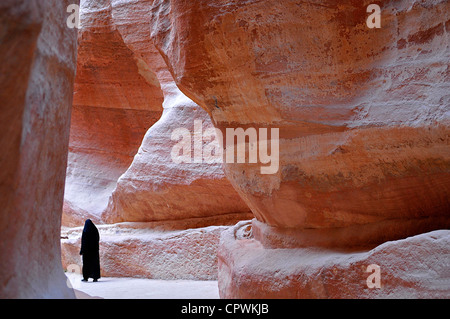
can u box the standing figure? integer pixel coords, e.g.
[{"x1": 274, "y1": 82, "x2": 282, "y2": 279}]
[{"x1": 80, "y1": 219, "x2": 101, "y2": 282}]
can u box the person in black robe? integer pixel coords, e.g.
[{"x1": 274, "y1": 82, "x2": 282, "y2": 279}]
[{"x1": 80, "y1": 219, "x2": 101, "y2": 282}]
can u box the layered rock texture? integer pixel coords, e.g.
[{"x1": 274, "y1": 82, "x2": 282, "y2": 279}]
[
  {"x1": 0, "y1": 0, "x2": 79, "y2": 298},
  {"x1": 103, "y1": 0, "x2": 252, "y2": 225},
  {"x1": 63, "y1": 0, "x2": 251, "y2": 227},
  {"x1": 63, "y1": 0, "x2": 164, "y2": 226},
  {"x1": 61, "y1": 0, "x2": 251, "y2": 281},
  {"x1": 3, "y1": 0, "x2": 447, "y2": 299},
  {"x1": 150, "y1": 0, "x2": 450, "y2": 297},
  {"x1": 62, "y1": 221, "x2": 235, "y2": 280}
]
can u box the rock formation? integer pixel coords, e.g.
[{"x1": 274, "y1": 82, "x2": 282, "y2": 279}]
[
  {"x1": 63, "y1": 0, "x2": 252, "y2": 227},
  {"x1": 0, "y1": 0, "x2": 79, "y2": 298},
  {"x1": 219, "y1": 222, "x2": 450, "y2": 298},
  {"x1": 62, "y1": 221, "x2": 234, "y2": 280},
  {"x1": 151, "y1": 0, "x2": 450, "y2": 244},
  {"x1": 102, "y1": 0, "x2": 252, "y2": 225},
  {"x1": 150, "y1": 0, "x2": 450, "y2": 297},
  {"x1": 63, "y1": 0, "x2": 164, "y2": 226},
  {"x1": 2, "y1": 0, "x2": 448, "y2": 299}
]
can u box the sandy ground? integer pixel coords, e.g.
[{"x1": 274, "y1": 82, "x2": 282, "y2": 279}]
[{"x1": 66, "y1": 273, "x2": 220, "y2": 299}]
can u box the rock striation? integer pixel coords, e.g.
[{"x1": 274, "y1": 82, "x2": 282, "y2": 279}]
[
  {"x1": 151, "y1": 0, "x2": 450, "y2": 246},
  {"x1": 3, "y1": 0, "x2": 446, "y2": 298},
  {"x1": 150, "y1": 0, "x2": 450, "y2": 297},
  {"x1": 61, "y1": 0, "x2": 252, "y2": 283},
  {"x1": 63, "y1": 0, "x2": 163, "y2": 226},
  {"x1": 102, "y1": 0, "x2": 253, "y2": 225}
]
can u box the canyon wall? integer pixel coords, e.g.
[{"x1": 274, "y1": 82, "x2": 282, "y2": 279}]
[
  {"x1": 103, "y1": 0, "x2": 252, "y2": 225},
  {"x1": 63, "y1": 0, "x2": 164, "y2": 226},
  {"x1": 63, "y1": 0, "x2": 252, "y2": 227},
  {"x1": 1, "y1": 0, "x2": 448, "y2": 298},
  {"x1": 0, "y1": 0, "x2": 79, "y2": 298},
  {"x1": 150, "y1": 0, "x2": 450, "y2": 297}
]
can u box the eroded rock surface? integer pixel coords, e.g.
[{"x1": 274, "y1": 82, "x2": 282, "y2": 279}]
[
  {"x1": 61, "y1": 0, "x2": 252, "y2": 284},
  {"x1": 0, "y1": 0, "x2": 79, "y2": 298},
  {"x1": 63, "y1": 0, "x2": 163, "y2": 226},
  {"x1": 219, "y1": 221, "x2": 450, "y2": 298},
  {"x1": 102, "y1": 0, "x2": 252, "y2": 224},
  {"x1": 63, "y1": 0, "x2": 252, "y2": 227}
]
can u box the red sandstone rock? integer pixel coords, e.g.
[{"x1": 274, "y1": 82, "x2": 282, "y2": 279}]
[
  {"x1": 104, "y1": 103, "x2": 254, "y2": 225},
  {"x1": 150, "y1": 0, "x2": 450, "y2": 298},
  {"x1": 63, "y1": 104, "x2": 161, "y2": 226},
  {"x1": 74, "y1": 0, "x2": 164, "y2": 111},
  {"x1": 60, "y1": 0, "x2": 252, "y2": 285},
  {"x1": 62, "y1": 221, "x2": 238, "y2": 280},
  {"x1": 219, "y1": 221, "x2": 450, "y2": 298},
  {"x1": 3, "y1": 0, "x2": 445, "y2": 299},
  {"x1": 0, "y1": 0, "x2": 79, "y2": 298},
  {"x1": 151, "y1": 0, "x2": 450, "y2": 246}
]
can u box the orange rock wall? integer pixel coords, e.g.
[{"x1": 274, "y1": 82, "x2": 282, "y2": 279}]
[
  {"x1": 151, "y1": 0, "x2": 450, "y2": 246},
  {"x1": 2, "y1": 0, "x2": 448, "y2": 299},
  {"x1": 63, "y1": 0, "x2": 163, "y2": 226},
  {"x1": 149, "y1": 0, "x2": 450, "y2": 298}
]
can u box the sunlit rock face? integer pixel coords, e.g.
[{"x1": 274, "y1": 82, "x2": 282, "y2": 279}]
[{"x1": 0, "y1": 0, "x2": 79, "y2": 298}]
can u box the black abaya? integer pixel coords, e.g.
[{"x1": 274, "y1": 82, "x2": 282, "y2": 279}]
[{"x1": 80, "y1": 219, "x2": 101, "y2": 281}]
